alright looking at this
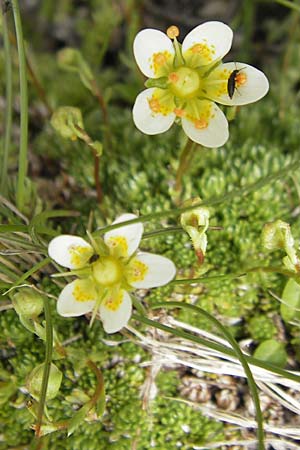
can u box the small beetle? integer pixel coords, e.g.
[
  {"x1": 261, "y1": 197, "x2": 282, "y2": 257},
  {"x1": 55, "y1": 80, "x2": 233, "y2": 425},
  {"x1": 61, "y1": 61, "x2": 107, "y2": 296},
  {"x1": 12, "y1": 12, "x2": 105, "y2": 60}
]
[{"x1": 227, "y1": 67, "x2": 246, "y2": 99}]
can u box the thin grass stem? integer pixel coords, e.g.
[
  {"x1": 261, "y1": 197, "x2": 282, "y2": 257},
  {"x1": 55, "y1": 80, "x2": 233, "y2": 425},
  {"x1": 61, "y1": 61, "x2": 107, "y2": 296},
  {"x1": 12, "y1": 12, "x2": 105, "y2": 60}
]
[
  {"x1": 1, "y1": 5, "x2": 13, "y2": 195},
  {"x1": 11, "y1": 0, "x2": 28, "y2": 211}
]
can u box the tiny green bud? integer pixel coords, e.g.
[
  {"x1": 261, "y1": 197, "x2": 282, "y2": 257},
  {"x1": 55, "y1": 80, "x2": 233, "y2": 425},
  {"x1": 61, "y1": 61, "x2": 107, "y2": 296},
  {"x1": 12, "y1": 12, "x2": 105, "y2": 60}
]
[
  {"x1": 261, "y1": 220, "x2": 299, "y2": 269},
  {"x1": 11, "y1": 288, "x2": 44, "y2": 318},
  {"x1": 261, "y1": 220, "x2": 294, "y2": 251},
  {"x1": 51, "y1": 106, "x2": 84, "y2": 140},
  {"x1": 91, "y1": 141, "x2": 103, "y2": 157},
  {"x1": 180, "y1": 198, "x2": 210, "y2": 264},
  {"x1": 26, "y1": 363, "x2": 62, "y2": 401}
]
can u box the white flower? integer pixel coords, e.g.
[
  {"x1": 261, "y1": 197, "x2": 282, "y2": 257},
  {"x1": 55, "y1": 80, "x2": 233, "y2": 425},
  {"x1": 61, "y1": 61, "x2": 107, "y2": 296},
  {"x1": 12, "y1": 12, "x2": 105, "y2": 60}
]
[
  {"x1": 48, "y1": 214, "x2": 176, "y2": 333},
  {"x1": 132, "y1": 22, "x2": 269, "y2": 148}
]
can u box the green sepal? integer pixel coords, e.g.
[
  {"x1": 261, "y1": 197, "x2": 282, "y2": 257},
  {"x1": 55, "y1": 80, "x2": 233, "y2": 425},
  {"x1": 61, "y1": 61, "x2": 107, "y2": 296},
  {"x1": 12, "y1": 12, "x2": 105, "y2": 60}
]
[
  {"x1": 201, "y1": 59, "x2": 222, "y2": 78},
  {"x1": 145, "y1": 77, "x2": 168, "y2": 89}
]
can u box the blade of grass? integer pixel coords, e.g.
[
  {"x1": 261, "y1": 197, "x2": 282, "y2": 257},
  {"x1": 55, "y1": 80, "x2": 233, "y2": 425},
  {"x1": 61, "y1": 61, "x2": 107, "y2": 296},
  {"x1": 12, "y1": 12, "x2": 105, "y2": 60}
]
[
  {"x1": 131, "y1": 314, "x2": 300, "y2": 384},
  {"x1": 1, "y1": 4, "x2": 13, "y2": 195},
  {"x1": 151, "y1": 301, "x2": 265, "y2": 449},
  {"x1": 11, "y1": 0, "x2": 28, "y2": 211}
]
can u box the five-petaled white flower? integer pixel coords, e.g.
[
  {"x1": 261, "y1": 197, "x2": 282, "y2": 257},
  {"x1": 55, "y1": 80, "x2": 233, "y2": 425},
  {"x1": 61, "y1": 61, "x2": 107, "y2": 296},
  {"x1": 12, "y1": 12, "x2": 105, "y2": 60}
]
[
  {"x1": 132, "y1": 22, "x2": 269, "y2": 147},
  {"x1": 48, "y1": 214, "x2": 176, "y2": 333}
]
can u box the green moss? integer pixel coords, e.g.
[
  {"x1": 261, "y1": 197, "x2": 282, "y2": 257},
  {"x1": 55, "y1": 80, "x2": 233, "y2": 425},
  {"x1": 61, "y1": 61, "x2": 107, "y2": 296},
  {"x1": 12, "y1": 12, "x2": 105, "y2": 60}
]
[{"x1": 248, "y1": 315, "x2": 277, "y2": 342}]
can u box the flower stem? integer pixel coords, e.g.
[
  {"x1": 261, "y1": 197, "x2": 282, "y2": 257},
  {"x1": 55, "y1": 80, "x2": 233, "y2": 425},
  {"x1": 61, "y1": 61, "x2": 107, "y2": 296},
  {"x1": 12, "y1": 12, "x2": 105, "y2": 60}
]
[
  {"x1": 275, "y1": 0, "x2": 300, "y2": 12},
  {"x1": 175, "y1": 138, "x2": 197, "y2": 199},
  {"x1": 170, "y1": 265, "x2": 300, "y2": 286},
  {"x1": 1, "y1": 5, "x2": 13, "y2": 195},
  {"x1": 11, "y1": 0, "x2": 28, "y2": 211},
  {"x1": 75, "y1": 125, "x2": 103, "y2": 203},
  {"x1": 35, "y1": 296, "x2": 53, "y2": 437}
]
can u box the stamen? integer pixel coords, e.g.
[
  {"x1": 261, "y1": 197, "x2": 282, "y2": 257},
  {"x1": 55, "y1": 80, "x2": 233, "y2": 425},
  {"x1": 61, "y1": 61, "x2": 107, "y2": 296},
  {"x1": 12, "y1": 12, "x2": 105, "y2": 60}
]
[
  {"x1": 168, "y1": 72, "x2": 179, "y2": 83},
  {"x1": 167, "y1": 25, "x2": 179, "y2": 39},
  {"x1": 174, "y1": 108, "x2": 185, "y2": 118}
]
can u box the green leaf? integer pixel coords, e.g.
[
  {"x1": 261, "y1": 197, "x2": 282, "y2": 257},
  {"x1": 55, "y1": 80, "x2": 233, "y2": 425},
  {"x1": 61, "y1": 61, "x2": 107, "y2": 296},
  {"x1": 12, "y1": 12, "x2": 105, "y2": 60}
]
[
  {"x1": 253, "y1": 340, "x2": 287, "y2": 367},
  {"x1": 145, "y1": 77, "x2": 168, "y2": 89},
  {"x1": 67, "y1": 402, "x2": 91, "y2": 436},
  {"x1": 281, "y1": 278, "x2": 300, "y2": 323}
]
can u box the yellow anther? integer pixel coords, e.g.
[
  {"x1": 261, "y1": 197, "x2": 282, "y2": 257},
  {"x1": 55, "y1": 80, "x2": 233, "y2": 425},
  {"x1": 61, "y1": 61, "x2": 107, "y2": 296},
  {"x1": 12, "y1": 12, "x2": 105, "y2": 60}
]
[
  {"x1": 174, "y1": 108, "x2": 185, "y2": 118},
  {"x1": 167, "y1": 25, "x2": 179, "y2": 39}
]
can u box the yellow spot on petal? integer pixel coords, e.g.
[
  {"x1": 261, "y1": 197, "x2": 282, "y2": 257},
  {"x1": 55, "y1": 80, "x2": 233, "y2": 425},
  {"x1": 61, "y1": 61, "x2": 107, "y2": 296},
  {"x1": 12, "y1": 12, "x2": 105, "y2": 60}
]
[
  {"x1": 153, "y1": 53, "x2": 167, "y2": 67},
  {"x1": 183, "y1": 41, "x2": 215, "y2": 68},
  {"x1": 73, "y1": 279, "x2": 96, "y2": 302},
  {"x1": 106, "y1": 236, "x2": 128, "y2": 258},
  {"x1": 167, "y1": 25, "x2": 179, "y2": 39},
  {"x1": 150, "y1": 51, "x2": 173, "y2": 77},
  {"x1": 236, "y1": 72, "x2": 247, "y2": 86},
  {"x1": 149, "y1": 98, "x2": 161, "y2": 113},
  {"x1": 126, "y1": 259, "x2": 148, "y2": 284},
  {"x1": 184, "y1": 99, "x2": 212, "y2": 129},
  {"x1": 103, "y1": 291, "x2": 123, "y2": 312},
  {"x1": 194, "y1": 118, "x2": 208, "y2": 129},
  {"x1": 189, "y1": 42, "x2": 214, "y2": 60},
  {"x1": 148, "y1": 90, "x2": 175, "y2": 116},
  {"x1": 69, "y1": 245, "x2": 93, "y2": 268}
]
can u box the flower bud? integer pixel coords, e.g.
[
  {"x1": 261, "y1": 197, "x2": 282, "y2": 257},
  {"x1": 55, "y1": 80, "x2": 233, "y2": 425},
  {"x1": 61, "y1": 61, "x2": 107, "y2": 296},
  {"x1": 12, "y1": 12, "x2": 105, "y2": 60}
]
[
  {"x1": 11, "y1": 288, "x2": 44, "y2": 318},
  {"x1": 26, "y1": 363, "x2": 62, "y2": 401},
  {"x1": 57, "y1": 48, "x2": 93, "y2": 91},
  {"x1": 181, "y1": 198, "x2": 210, "y2": 264},
  {"x1": 261, "y1": 220, "x2": 294, "y2": 251},
  {"x1": 261, "y1": 220, "x2": 299, "y2": 270},
  {"x1": 51, "y1": 106, "x2": 84, "y2": 140}
]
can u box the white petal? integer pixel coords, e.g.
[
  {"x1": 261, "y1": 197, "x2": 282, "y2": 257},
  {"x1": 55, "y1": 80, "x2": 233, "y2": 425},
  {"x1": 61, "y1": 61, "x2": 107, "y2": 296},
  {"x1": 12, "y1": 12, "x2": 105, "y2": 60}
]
[
  {"x1": 182, "y1": 104, "x2": 229, "y2": 148},
  {"x1": 57, "y1": 280, "x2": 96, "y2": 317},
  {"x1": 130, "y1": 252, "x2": 176, "y2": 289},
  {"x1": 210, "y1": 62, "x2": 269, "y2": 106},
  {"x1": 48, "y1": 235, "x2": 93, "y2": 269},
  {"x1": 133, "y1": 88, "x2": 176, "y2": 135},
  {"x1": 182, "y1": 21, "x2": 233, "y2": 62},
  {"x1": 133, "y1": 29, "x2": 175, "y2": 78},
  {"x1": 100, "y1": 290, "x2": 132, "y2": 334},
  {"x1": 132, "y1": 88, "x2": 176, "y2": 135},
  {"x1": 104, "y1": 213, "x2": 143, "y2": 257}
]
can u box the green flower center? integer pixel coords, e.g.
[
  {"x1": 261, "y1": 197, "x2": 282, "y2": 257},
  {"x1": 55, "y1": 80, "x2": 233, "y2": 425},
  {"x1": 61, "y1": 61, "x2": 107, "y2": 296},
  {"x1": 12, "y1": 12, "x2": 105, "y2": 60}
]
[
  {"x1": 92, "y1": 256, "x2": 123, "y2": 286},
  {"x1": 168, "y1": 67, "x2": 200, "y2": 99}
]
